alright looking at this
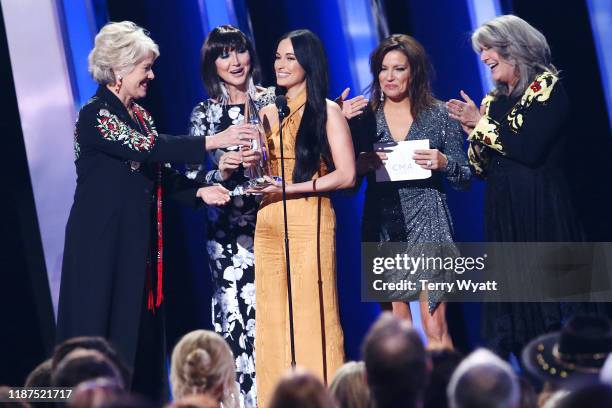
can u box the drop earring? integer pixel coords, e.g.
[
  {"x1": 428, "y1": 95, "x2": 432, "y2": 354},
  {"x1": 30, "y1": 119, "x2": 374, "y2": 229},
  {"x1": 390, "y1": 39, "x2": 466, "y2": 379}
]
[
  {"x1": 380, "y1": 91, "x2": 385, "y2": 102},
  {"x1": 219, "y1": 82, "x2": 229, "y2": 105},
  {"x1": 246, "y1": 76, "x2": 257, "y2": 100},
  {"x1": 114, "y1": 76, "x2": 122, "y2": 93}
]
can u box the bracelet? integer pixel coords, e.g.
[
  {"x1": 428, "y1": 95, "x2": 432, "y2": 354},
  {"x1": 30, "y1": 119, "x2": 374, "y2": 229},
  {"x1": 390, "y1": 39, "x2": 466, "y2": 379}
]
[{"x1": 313, "y1": 179, "x2": 317, "y2": 192}]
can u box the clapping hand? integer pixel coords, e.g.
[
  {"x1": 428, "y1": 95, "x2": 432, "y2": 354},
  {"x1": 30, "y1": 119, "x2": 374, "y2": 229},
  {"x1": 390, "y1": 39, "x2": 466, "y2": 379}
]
[
  {"x1": 446, "y1": 90, "x2": 482, "y2": 134},
  {"x1": 337, "y1": 87, "x2": 369, "y2": 120}
]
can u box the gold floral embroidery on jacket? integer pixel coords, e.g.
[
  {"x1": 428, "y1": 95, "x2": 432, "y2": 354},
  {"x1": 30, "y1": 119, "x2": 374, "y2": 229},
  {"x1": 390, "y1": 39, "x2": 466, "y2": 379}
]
[
  {"x1": 469, "y1": 115, "x2": 504, "y2": 151},
  {"x1": 467, "y1": 143, "x2": 486, "y2": 176},
  {"x1": 467, "y1": 72, "x2": 558, "y2": 175},
  {"x1": 466, "y1": 92, "x2": 495, "y2": 175},
  {"x1": 481, "y1": 93, "x2": 494, "y2": 115},
  {"x1": 95, "y1": 103, "x2": 157, "y2": 152},
  {"x1": 507, "y1": 72, "x2": 557, "y2": 133}
]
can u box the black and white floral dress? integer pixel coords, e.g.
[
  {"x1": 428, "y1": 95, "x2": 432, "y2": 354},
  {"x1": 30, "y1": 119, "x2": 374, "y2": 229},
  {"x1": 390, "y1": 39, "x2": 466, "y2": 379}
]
[{"x1": 187, "y1": 88, "x2": 275, "y2": 407}]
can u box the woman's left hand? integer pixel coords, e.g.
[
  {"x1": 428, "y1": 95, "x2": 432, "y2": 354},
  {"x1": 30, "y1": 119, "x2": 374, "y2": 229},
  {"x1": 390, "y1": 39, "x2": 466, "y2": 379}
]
[
  {"x1": 413, "y1": 149, "x2": 448, "y2": 171},
  {"x1": 246, "y1": 176, "x2": 290, "y2": 194}
]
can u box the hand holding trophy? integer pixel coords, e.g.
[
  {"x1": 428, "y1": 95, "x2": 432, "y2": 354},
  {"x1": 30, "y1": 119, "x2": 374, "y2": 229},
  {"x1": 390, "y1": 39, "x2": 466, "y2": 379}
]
[{"x1": 229, "y1": 97, "x2": 281, "y2": 196}]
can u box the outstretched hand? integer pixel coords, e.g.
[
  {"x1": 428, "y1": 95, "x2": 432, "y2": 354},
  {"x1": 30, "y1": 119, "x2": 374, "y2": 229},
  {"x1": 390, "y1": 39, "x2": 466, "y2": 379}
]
[
  {"x1": 246, "y1": 176, "x2": 287, "y2": 195},
  {"x1": 197, "y1": 185, "x2": 230, "y2": 206},
  {"x1": 213, "y1": 124, "x2": 258, "y2": 149}
]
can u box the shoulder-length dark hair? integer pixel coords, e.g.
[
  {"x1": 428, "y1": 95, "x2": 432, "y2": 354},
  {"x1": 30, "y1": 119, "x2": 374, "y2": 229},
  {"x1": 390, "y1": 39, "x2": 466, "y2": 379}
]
[
  {"x1": 200, "y1": 25, "x2": 261, "y2": 100},
  {"x1": 369, "y1": 34, "x2": 436, "y2": 118},
  {"x1": 277, "y1": 29, "x2": 333, "y2": 183}
]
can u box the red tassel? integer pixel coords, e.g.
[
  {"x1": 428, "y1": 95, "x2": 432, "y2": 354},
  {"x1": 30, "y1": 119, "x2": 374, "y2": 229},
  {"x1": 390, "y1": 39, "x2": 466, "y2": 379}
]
[
  {"x1": 155, "y1": 167, "x2": 163, "y2": 308},
  {"x1": 133, "y1": 106, "x2": 164, "y2": 312},
  {"x1": 147, "y1": 289, "x2": 154, "y2": 311}
]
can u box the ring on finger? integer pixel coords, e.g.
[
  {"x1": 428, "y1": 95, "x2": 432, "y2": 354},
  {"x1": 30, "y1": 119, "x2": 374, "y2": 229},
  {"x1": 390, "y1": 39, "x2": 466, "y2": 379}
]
[{"x1": 426, "y1": 159, "x2": 432, "y2": 168}]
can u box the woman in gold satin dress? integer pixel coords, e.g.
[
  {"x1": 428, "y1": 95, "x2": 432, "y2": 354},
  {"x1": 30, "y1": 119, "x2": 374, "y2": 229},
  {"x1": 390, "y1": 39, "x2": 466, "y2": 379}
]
[{"x1": 253, "y1": 29, "x2": 356, "y2": 407}]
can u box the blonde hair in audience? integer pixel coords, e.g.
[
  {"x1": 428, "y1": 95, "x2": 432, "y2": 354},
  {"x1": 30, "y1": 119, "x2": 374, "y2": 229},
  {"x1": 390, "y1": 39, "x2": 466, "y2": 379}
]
[
  {"x1": 329, "y1": 361, "x2": 370, "y2": 408},
  {"x1": 170, "y1": 330, "x2": 239, "y2": 408}
]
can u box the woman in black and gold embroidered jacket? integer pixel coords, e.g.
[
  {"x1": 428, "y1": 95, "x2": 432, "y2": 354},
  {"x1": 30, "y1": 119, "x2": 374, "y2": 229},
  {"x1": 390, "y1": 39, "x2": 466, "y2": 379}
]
[
  {"x1": 56, "y1": 21, "x2": 261, "y2": 400},
  {"x1": 447, "y1": 15, "x2": 600, "y2": 360}
]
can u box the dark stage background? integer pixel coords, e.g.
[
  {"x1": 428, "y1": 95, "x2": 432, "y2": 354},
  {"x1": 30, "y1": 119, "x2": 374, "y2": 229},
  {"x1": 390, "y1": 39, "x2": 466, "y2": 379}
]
[{"x1": 1, "y1": 0, "x2": 610, "y2": 385}]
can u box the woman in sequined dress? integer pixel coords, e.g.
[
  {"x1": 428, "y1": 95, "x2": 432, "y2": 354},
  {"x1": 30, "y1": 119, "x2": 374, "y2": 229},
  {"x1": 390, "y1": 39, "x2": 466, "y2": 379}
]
[
  {"x1": 186, "y1": 25, "x2": 275, "y2": 407},
  {"x1": 350, "y1": 34, "x2": 471, "y2": 349}
]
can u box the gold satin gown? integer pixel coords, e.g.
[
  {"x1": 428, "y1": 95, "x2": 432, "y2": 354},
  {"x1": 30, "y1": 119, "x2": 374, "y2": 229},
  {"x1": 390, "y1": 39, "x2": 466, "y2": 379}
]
[{"x1": 254, "y1": 91, "x2": 345, "y2": 406}]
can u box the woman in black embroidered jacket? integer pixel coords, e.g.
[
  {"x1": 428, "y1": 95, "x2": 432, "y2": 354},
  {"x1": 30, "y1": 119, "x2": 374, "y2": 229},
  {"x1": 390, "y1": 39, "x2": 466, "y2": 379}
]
[
  {"x1": 56, "y1": 21, "x2": 260, "y2": 400},
  {"x1": 447, "y1": 15, "x2": 600, "y2": 360}
]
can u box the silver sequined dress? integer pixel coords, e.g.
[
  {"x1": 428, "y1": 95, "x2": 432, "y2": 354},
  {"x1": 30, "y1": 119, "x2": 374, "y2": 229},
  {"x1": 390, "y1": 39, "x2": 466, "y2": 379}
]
[{"x1": 358, "y1": 102, "x2": 471, "y2": 312}]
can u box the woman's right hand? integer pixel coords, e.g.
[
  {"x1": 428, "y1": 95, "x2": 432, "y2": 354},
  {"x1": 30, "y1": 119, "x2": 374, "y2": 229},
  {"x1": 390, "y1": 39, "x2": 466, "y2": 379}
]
[
  {"x1": 356, "y1": 151, "x2": 387, "y2": 176},
  {"x1": 218, "y1": 151, "x2": 243, "y2": 180},
  {"x1": 446, "y1": 90, "x2": 482, "y2": 134},
  {"x1": 208, "y1": 124, "x2": 258, "y2": 149},
  {"x1": 196, "y1": 185, "x2": 230, "y2": 206}
]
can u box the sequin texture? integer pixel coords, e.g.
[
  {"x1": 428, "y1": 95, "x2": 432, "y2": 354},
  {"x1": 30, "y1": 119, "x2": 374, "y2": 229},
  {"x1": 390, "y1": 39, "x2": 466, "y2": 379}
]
[{"x1": 362, "y1": 102, "x2": 471, "y2": 312}]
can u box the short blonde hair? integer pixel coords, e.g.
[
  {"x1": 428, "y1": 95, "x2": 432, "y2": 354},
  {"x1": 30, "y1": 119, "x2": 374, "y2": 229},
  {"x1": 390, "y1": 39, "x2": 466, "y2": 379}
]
[
  {"x1": 88, "y1": 21, "x2": 159, "y2": 85},
  {"x1": 170, "y1": 330, "x2": 239, "y2": 408}
]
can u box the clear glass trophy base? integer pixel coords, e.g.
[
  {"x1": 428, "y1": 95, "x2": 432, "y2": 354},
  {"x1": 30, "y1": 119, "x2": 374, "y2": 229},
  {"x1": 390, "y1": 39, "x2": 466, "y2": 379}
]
[{"x1": 229, "y1": 176, "x2": 283, "y2": 197}]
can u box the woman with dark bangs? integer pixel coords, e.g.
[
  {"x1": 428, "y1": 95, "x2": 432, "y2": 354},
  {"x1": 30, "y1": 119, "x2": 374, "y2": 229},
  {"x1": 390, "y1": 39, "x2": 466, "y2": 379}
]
[
  {"x1": 186, "y1": 25, "x2": 274, "y2": 406},
  {"x1": 253, "y1": 29, "x2": 356, "y2": 406},
  {"x1": 350, "y1": 34, "x2": 471, "y2": 349}
]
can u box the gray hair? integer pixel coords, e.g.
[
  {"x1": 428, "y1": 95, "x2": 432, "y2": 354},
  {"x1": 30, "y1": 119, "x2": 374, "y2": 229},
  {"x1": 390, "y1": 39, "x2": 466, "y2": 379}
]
[
  {"x1": 472, "y1": 14, "x2": 557, "y2": 97},
  {"x1": 88, "y1": 21, "x2": 160, "y2": 85},
  {"x1": 447, "y1": 348, "x2": 520, "y2": 408}
]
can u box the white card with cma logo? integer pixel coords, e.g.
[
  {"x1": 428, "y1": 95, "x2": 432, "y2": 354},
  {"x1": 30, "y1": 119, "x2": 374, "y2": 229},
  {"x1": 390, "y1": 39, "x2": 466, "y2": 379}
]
[{"x1": 374, "y1": 139, "x2": 431, "y2": 182}]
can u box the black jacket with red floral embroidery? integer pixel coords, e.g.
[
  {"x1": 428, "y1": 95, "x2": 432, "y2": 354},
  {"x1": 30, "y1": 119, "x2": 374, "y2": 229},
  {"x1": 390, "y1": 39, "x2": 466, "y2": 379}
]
[{"x1": 57, "y1": 86, "x2": 206, "y2": 378}]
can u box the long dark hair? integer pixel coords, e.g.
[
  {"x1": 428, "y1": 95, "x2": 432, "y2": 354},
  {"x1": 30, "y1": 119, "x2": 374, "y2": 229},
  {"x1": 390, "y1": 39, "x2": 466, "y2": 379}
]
[
  {"x1": 277, "y1": 30, "x2": 333, "y2": 183},
  {"x1": 200, "y1": 25, "x2": 261, "y2": 100},
  {"x1": 369, "y1": 34, "x2": 436, "y2": 118}
]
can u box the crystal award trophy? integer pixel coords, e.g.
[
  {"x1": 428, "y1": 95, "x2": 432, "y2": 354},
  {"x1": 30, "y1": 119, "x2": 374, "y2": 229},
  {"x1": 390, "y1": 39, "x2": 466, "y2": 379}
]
[{"x1": 228, "y1": 96, "x2": 281, "y2": 196}]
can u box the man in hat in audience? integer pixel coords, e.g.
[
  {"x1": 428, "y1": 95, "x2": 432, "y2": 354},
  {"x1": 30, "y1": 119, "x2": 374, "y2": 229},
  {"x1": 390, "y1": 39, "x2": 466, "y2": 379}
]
[{"x1": 522, "y1": 315, "x2": 612, "y2": 391}]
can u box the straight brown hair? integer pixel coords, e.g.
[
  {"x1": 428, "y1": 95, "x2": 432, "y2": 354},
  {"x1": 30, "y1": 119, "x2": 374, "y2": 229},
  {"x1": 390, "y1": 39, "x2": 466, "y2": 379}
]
[{"x1": 369, "y1": 34, "x2": 436, "y2": 118}]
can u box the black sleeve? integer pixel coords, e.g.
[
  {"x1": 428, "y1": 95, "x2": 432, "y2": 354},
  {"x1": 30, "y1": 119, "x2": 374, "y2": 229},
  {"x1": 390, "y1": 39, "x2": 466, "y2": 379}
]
[
  {"x1": 161, "y1": 166, "x2": 205, "y2": 208},
  {"x1": 440, "y1": 110, "x2": 472, "y2": 190},
  {"x1": 77, "y1": 104, "x2": 207, "y2": 164},
  {"x1": 348, "y1": 105, "x2": 376, "y2": 155},
  {"x1": 469, "y1": 80, "x2": 569, "y2": 167}
]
